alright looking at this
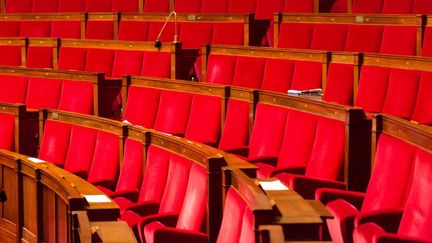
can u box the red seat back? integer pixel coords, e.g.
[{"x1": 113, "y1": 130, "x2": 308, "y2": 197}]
[
  {"x1": 5, "y1": 0, "x2": 32, "y2": 13},
  {"x1": 143, "y1": 0, "x2": 170, "y2": 12},
  {"x1": 232, "y1": 56, "x2": 265, "y2": 89},
  {"x1": 20, "y1": 21, "x2": 51, "y2": 37},
  {"x1": 123, "y1": 87, "x2": 161, "y2": 127},
  {"x1": 39, "y1": 120, "x2": 71, "y2": 166},
  {"x1": 411, "y1": 72, "x2": 432, "y2": 124},
  {"x1": 85, "y1": 20, "x2": 114, "y2": 40},
  {"x1": 112, "y1": 0, "x2": 139, "y2": 12},
  {"x1": 413, "y1": 0, "x2": 432, "y2": 13},
  {"x1": 25, "y1": 77, "x2": 62, "y2": 109},
  {"x1": 140, "y1": 52, "x2": 171, "y2": 78},
  {"x1": 85, "y1": 48, "x2": 115, "y2": 77},
  {"x1": 382, "y1": 0, "x2": 413, "y2": 14},
  {"x1": 218, "y1": 99, "x2": 250, "y2": 152},
  {"x1": 324, "y1": 63, "x2": 354, "y2": 105},
  {"x1": 212, "y1": 23, "x2": 245, "y2": 45},
  {"x1": 0, "y1": 113, "x2": 16, "y2": 151},
  {"x1": 58, "y1": 80, "x2": 94, "y2": 115},
  {"x1": 290, "y1": 60, "x2": 322, "y2": 90},
  {"x1": 85, "y1": 0, "x2": 113, "y2": 12},
  {"x1": 352, "y1": 0, "x2": 383, "y2": 13},
  {"x1": 32, "y1": 0, "x2": 59, "y2": 12},
  {"x1": 260, "y1": 59, "x2": 294, "y2": 92},
  {"x1": 355, "y1": 66, "x2": 390, "y2": 113},
  {"x1": 201, "y1": 0, "x2": 229, "y2": 13},
  {"x1": 115, "y1": 138, "x2": 144, "y2": 193},
  {"x1": 0, "y1": 21, "x2": 21, "y2": 37},
  {"x1": 278, "y1": 23, "x2": 314, "y2": 49},
  {"x1": 154, "y1": 90, "x2": 192, "y2": 135},
  {"x1": 26, "y1": 46, "x2": 53, "y2": 68},
  {"x1": 344, "y1": 25, "x2": 383, "y2": 53},
  {"x1": 0, "y1": 76, "x2": 28, "y2": 103},
  {"x1": 174, "y1": 0, "x2": 201, "y2": 13},
  {"x1": 111, "y1": 50, "x2": 144, "y2": 78},
  {"x1": 51, "y1": 21, "x2": 82, "y2": 38},
  {"x1": 380, "y1": 26, "x2": 417, "y2": 55},
  {"x1": 311, "y1": 24, "x2": 347, "y2": 51},
  {"x1": 118, "y1": 21, "x2": 150, "y2": 41},
  {"x1": 58, "y1": 0, "x2": 85, "y2": 12},
  {"x1": 205, "y1": 54, "x2": 236, "y2": 85},
  {"x1": 58, "y1": 47, "x2": 87, "y2": 71},
  {"x1": 0, "y1": 46, "x2": 22, "y2": 66},
  {"x1": 284, "y1": 0, "x2": 315, "y2": 12}
]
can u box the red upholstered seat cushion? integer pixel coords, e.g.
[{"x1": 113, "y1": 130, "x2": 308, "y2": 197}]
[
  {"x1": 324, "y1": 63, "x2": 354, "y2": 105},
  {"x1": 58, "y1": 80, "x2": 94, "y2": 115},
  {"x1": 25, "y1": 78, "x2": 62, "y2": 110},
  {"x1": 232, "y1": 56, "x2": 265, "y2": 89},
  {"x1": 260, "y1": 59, "x2": 295, "y2": 93},
  {"x1": 58, "y1": 47, "x2": 87, "y2": 71},
  {"x1": 352, "y1": 222, "x2": 386, "y2": 243},
  {"x1": 123, "y1": 87, "x2": 161, "y2": 128},
  {"x1": 205, "y1": 54, "x2": 236, "y2": 85},
  {"x1": 277, "y1": 23, "x2": 314, "y2": 49},
  {"x1": 39, "y1": 120, "x2": 72, "y2": 167},
  {"x1": 0, "y1": 113, "x2": 16, "y2": 151},
  {"x1": 26, "y1": 46, "x2": 53, "y2": 68},
  {"x1": 20, "y1": 21, "x2": 51, "y2": 37},
  {"x1": 51, "y1": 21, "x2": 82, "y2": 38},
  {"x1": 0, "y1": 76, "x2": 28, "y2": 103}
]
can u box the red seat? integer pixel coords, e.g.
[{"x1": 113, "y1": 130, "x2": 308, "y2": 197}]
[
  {"x1": 85, "y1": 0, "x2": 113, "y2": 12},
  {"x1": 39, "y1": 120, "x2": 72, "y2": 167},
  {"x1": 0, "y1": 76, "x2": 28, "y2": 103},
  {"x1": 344, "y1": 25, "x2": 383, "y2": 53},
  {"x1": 58, "y1": 0, "x2": 85, "y2": 12},
  {"x1": 411, "y1": 72, "x2": 432, "y2": 124},
  {"x1": 87, "y1": 131, "x2": 120, "y2": 189},
  {"x1": 20, "y1": 21, "x2": 51, "y2": 37},
  {"x1": 98, "y1": 138, "x2": 143, "y2": 198},
  {"x1": 118, "y1": 21, "x2": 150, "y2": 41},
  {"x1": 5, "y1": 0, "x2": 32, "y2": 13},
  {"x1": 111, "y1": 50, "x2": 144, "y2": 79},
  {"x1": 380, "y1": 26, "x2": 417, "y2": 55},
  {"x1": 260, "y1": 59, "x2": 295, "y2": 93},
  {"x1": 256, "y1": 110, "x2": 318, "y2": 178},
  {"x1": 51, "y1": 21, "x2": 82, "y2": 38},
  {"x1": 381, "y1": 69, "x2": 420, "y2": 119},
  {"x1": 86, "y1": 20, "x2": 114, "y2": 40},
  {"x1": 352, "y1": 0, "x2": 383, "y2": 13},
  {"x1": 148, "y1": 22, "x2": 176, "y2": 42},
  {"x1": 284, "y1": 0, "x2": 315, "y2": 12},
  {"x1": 212, "y1": 23, "x2": 245, "y2": 45},
  {"x1": 228, "y1": 0, "x2": 256, "y2": 13},
  {"x1": 0, "y1": 21, "x2": 21, "y2": 37},
  {"x1": 123, "y1": 87, "x2": 161, "y2": 128},
  {"x1": 84, "y1": 49, "x2": 115, "y2": 78},
  {"x1": 324, "y1": 63, "x2": 354, "y2": 106},
  {"x1": 355, "y1": 66, "x2": 390, "y2": 113},
  {"x1": 25, "y1": 78, "x2": 62, "y2": 109},
  {"x1": 276, "y1": 117, "x2": 346, "y2": 199},
  {"x1": 0, "y1": 46, "x2": 22, "y2": 66},
  {"x1": 218, "y1": 99, "x2": 250, "y2": 154},
  {"x1": 63, "y1": 125, "x2": 98, "y2": 179},
  {"x1": 141, "y1": 52, "x2": 172, "y2": 78},
  {"x1": 174, "y1": 0, "x2": 201, "y2": 13},
  {"x1": 58, "y1": 80, "x2": 94, "y2": 115},
  {"x1": 382, "y1": 0, "x2": 413, "y2": 14},
  {"x1": 180, "y1": 23, "x2": 213, "y2": 49},
  {"x1": 0, "y1": 113, "x2": 16, "y2": 151},
  {"x1": 255, "y1": 0, "x2": 284, "y2": 19},
  {"x1": 231, "y1": 56, "x2": 265, "y2": 89},
  {"x1": 58, "y1": 47, "x2": 87, "y2": 71},
  {"x1": 290, "y1": 60, "x2": 322, "y2": 91},
  {"x1": 26, "y1": 46, "x2": 53, "y2": 68},
  {"x1": 112, "y1": 0, "x2": 139, "y2": 12},
  {"x1": 316, "y1": 134, "x2": 416, "y2": 243},
  {"x1": 32, "y1": 0, "x2": 59, "y2": 12},
  {"x1": 141, "y1": 163, "x2": 208, "y2": 243},
  {"x1": 205, "y1": 54, "x2": 237, "y2": 85},
  {"x1": 184, "y1": 94, "x2": 222, "y2": 146},
  {"x1": 201, "y1": 0, "x2": 229, "y2": 13},
  {"x1": 153, "y1": 91, "x2": 192, "y2": 136},
  {"x1": 311, "y1": 24, "x2": 348, "y2": 51},
  {"x1": 277, "y1": 23, "x2": 314, "y2": 49},
  {"x1": 413, "y1": 0, "x2": 432, "y2": 13},
  {"x1": 143, "y1": 0, "x2": 170, "y2": 12},
  {"x1": 421, "y1": 27, "x2": 432, "y2": 57},
  {"x1": 353, "y1": 149, "x2": 432, "y2": 243},
  {"x1": 247, "y1": 104, "x2": 287, "y2": 163}
]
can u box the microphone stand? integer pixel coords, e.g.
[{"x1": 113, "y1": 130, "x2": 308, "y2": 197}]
[{"x1": 154, "y1": 11, "x2": 178, "y2": 48}]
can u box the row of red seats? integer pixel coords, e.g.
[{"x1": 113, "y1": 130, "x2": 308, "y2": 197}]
[{"x1": 317, "y1": 115, "x2": 432, "y2": 243}]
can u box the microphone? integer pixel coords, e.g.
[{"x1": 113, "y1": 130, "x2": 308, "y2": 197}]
[{"x1": 155, "y1": 11, "x2": 178, "y2": 48}]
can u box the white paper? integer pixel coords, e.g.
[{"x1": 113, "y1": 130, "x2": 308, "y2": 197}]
[
  {"x1": 84, "y1": 195, "x2": 112, "y2": 203},
  {"x1": 122, "y1": 119, "x2": 132, "y2": 125},
  {"x1": 259, "y1": 180, "x2": 289, "y2": 191},
  {"x1": 27, "y1": 157, "x2": 47, "y2": 163}
]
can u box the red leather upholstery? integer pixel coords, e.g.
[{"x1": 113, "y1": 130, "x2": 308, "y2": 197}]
[
  {"x1": 0, "y1": 46, "x2": 22, "y2": 66},
  {"x1": 355, "y1": 66, "x2": 390, "y2": 113},
  {"x1": 382, "y1": 0, "x2": 413, "y2": 14},
  {"x1": 154, "y1": 90, "x2": 192, "y2": 136},
  {"x1": 20, "y1": 21, "x2": 51, "y2": 37},
  {"x1": 232, "y1": 56, "x2": 265, "y2": 89},
  {"x1": 290, "y1": 60, "x2": 322, "y2": 90},
  {"x1": 0, "y1": 113, "x2": 16, "y2": 151},
  {"x1": 26, "y1": 46, "x2": 53, "y2": 68},
  {"x1": 205, "y1": 54, "x2": 237, "y2": 85},
  {"x1": 324, "y1": 63, "x2": 354, "y2": 105},
  {"x1": 25, "y1": 78, "x2": 62, "y2": 109},
  {"x1": 85, "y1": 49, "x2": 115, "y2": 78},
  {"x1": 321, "y1": 134, "x2": 415, "y2": 243},
  {"x1": 353, "y1": 149, "x2": 432, "y2": 243},
  {"x1": 141, "y1": 52, "x2": 171, "y2": 78},
  {"x1": 278, "y1": 23, "x2": 314, "y2": 49},
  {"x1": 87, "y1": 131, "x2": 120, "y2": 188},
  {"x1": 51, "y1": 21, "x2": 81, "y2": 38},
  {"x1": 247, "y1": 103, "x2": 287, "y2": 162},
  {"x1": 58, "y1": 0, "x2": 85, "y2": 12},
  {"x1": 0, "y1": 76, "x2": 28, "y2": 103},
  {"x1": 63, "y1": 125, "x2": 98, "y2": 178},
  {"x1": 112, "y1": 0, "x2": 139, "y2": 12},
  {"x1": 380, "y1": 26, "x2": 417, "y2": 55},
  {"x1": 260, "y1": 59, "x2": 294, "y2": 92},
  {"x1": 32, "y1": 0, "x2": 58, "y2": 12},
  {"x1": 58, "y1": 47, "x2": 87, "y2": 71},
  {"x1": 85, "y1": 20, "x2": 114, "y2": 40},
  {"x1": 311, "y1": 24, "x2": 348, "y2": 51},
  {"x1": 352, "y1": 0, "x2": 383, "y2": 13},
  {"x1": 123, "y1": 87, "x2": 161, "y2": 127},
  {"x1": 381, "y1": 69, "x2": 420, "y2": 119},
  {"x1": 5, "y1": 0, "x2": 32, "y2": 13},
  {"x1": 85, "y1": 0, "x2": 113, "y2": 12},
  {"x1": 184, "y1": 94, "x2": 222, "y2": 146},
  {"x1": 111, "y1": 50, "x2": 144, "y2": 78},
  {"x1": 218, "y1": 99, "x2": 250, "y2": 153},
  {"x1": 411, "y1": 72, "x2": 432, "y2": 124},
  {"x1": 39, "y1": 120, "x2": 72, "y2": 166},
  {"x1": 58, "y1": 80, "x2": 94, "y2": 115},
  {"x1": 344, "y1": 25, "x2": 383, "y2": 53}
]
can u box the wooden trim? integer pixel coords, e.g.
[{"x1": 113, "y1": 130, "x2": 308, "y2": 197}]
[
  {"x1": 86, "y1": 13, "x2": 118, "y2": 21},
  {"x1": 0, "y1": 0, "x2": 5, "y2": 14},
  {"x1": 60, "y1": 38, "x2": 173, "y2": 52},
  {"x1": 362, "y1": 53, "x2": 432, "y2": 71},
  {"x1": 120, "y1": 13, "x2": 249, "y2": 23},
  {"x1": 0, "y1": 13, "x2": 85, "y2": 21},
  {"x1": 347, "y1": 0, "x2": 353, "y2": 13}
]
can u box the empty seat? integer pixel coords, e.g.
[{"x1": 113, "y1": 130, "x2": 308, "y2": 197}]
[
  {"x1": 411, "y1": 72, "x2": 432, "y2": 124},
  {"x1": 26, "y1": 46, "x2": 53, "y2": 68},
  {"x1": 228, "y1": 0, "x2": 256, "y2": 13},
  {"x1": 277, "y1": 23, "x2": 314, "y2": 49},
  {"x1": 421, "y1": 27, "x2": 432, "y2": 57},
  {"x1": 255, "y1": 0, "x2": 284, "y2": 19},
  {"x1": 141, "y1": 52, "x2": 172, "y2": 78},
  {"x1": 32, "y1": 0, "x2": 59, "y2": 12},
  {"x1": 0, "y1": 21, "x2": 21, "y2": 37},
  {"x1": 382, "y1": 0, "x2": 413, "y2": 14},
  {"x1": 112, "y1": 0, "x2": 139, "y2": 12},
  {"x1": 141, "y1": 163, "x2": 207, "y2": 243},
  {"x1": 344, "y1": 25, "x2": 383, "y2": 53},
  {"x1": 39, "y1": 120, "x2": 72, "y2": 167},
  {"x1": 86, "y1": 20, "x2": 114, "y2": 40},
  {"x1": 51, "y1": 21, "x2": 82, "y2": 38},
  {"x1": 58, "y1": 0, "x2": 85, "y2": 12},
  {"x1": 5, "y1": 0, "x2": 32, "y2": 13},
  {"x1": 58, "y1": 47, "x2": 87, "y2": 71},
  {"x1": 84, "y1": 49, "x2": 115, "y2": 77},
  {"x1": 0, "y1": 46, "x2": 22, "y2": 66},
  {"x1": 352, "y1": 0, "x2": 383, "y2": 13},
  {"x1": 111, "y1": 50, "x2": 144, "y2": 78},
  {"x1": 284, "y1": 0, "x2": 315, "y2": 12},
  {"x1": 317, "y1": 134, "x2": 416, "y2": 243},
  {"x1": 143, "y1": 0, "x2": 170, "y2": 12},
  {"x1": 201, "y1": 0, "x2": 229, "y2": 13},
  {"x1": 179, "y1": 23, "x2": 213, "y2": 49},
  {"x1": 58, "y1": 80, "x2": 94, "y2": 115},
  {"x1": 260, "y1": 59, "x2": 295, "y2": 93},
  {"x1": 380, "y1": 26, "x2": 417, "y2": 55},
  {"x1": 85, "y1": 0, "x2": 113, "y2": 12},
  {"x1": 355, "y1": 66, "x2": 390, "y2": 113},
  {"x1": 0, "y1": 113, "x2": 16, "y2": 151},
  {"x1": 118, "y1": 21, "x2": 150, "y2": 41},
  {"x1": 311, "y1": 24, "x2": 347, "y2": 51},
  {"x1": 231, "y1": 57, "x2": 265, "y2": 89},
  {"x1": 324, "y1": 63, "x2": 355, "y2": 106},
  {"x1": 353, "y1": 149, "x2": 432, "y2": 243},
  {"x1": 212, "y1": 23, "x2": 245, "y2": 45},
  {"x1": 174, "y1": 0, "x2": 201, "y2": 13},
  {"x1": 25, "y1": 78, "x2": 62, "y2": 109},
  {"x1": 205, "y1": 54, "x2": 237, "y2": 85},
  {"x1": 0, "y1": 76, "x2": 28, "y2": 104},
  {"x1": 413, "y1": 0, "x2": 432, "y2": 13},
  {"x1": 20, "y1": 21, "x2": 51, "y2": 37},
  {"x1": 290, "y1": 60, "x2": 322, "y2": 91},
  {"x1": 123, "y1": 87, "x2": 161, "y2": 127}
]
